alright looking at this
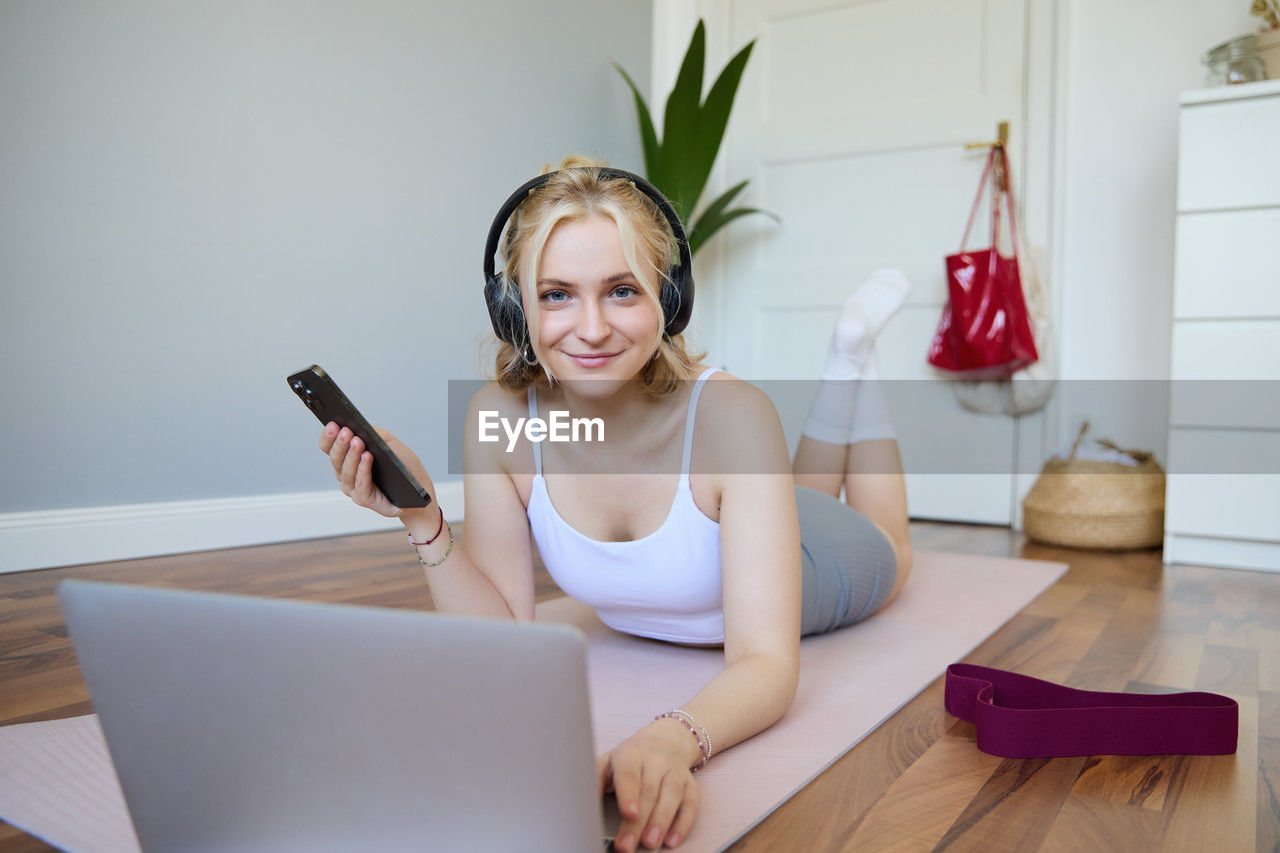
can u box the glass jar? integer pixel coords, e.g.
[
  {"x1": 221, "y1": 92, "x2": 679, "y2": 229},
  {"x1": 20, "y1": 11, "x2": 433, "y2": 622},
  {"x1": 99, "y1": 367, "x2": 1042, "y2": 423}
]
[{"x1": 1202, "y1": 34, "x2": 1269, "y2": 85}]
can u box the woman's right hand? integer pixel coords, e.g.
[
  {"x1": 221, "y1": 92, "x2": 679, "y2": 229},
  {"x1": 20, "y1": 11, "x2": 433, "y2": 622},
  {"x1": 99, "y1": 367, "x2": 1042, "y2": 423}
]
[{"x1": 318, "y1": 422, "x2": 436, "y2": 525}]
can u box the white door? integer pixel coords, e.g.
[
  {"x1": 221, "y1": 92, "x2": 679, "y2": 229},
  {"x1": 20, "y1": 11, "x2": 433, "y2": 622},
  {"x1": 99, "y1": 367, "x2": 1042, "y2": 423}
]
[{"x1": 686, "y1": 0, "x2": 1041, "y2": 524}]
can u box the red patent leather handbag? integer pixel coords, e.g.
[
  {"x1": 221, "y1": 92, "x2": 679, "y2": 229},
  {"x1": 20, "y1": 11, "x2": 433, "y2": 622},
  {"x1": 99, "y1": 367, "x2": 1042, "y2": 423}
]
[{"x1": 927, "y1": 145, "x2": 1039, "y2": 378}]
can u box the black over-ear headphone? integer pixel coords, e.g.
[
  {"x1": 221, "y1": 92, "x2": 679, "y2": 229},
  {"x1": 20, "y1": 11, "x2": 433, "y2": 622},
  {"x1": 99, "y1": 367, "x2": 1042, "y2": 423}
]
[{"x1": 482, "y1": 167, "x2": 695, "y2": 349}]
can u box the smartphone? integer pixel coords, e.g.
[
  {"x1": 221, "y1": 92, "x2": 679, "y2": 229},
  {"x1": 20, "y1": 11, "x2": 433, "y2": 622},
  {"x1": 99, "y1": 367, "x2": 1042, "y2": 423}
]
[{"x1": 287, "y1": 365, "x2": 432, "y2": 509}]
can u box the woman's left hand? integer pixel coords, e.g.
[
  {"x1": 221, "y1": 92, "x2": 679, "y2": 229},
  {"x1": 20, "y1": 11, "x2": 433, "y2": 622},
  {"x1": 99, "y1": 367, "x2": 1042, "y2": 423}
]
[{"x1": 597, "y1": 721, "x2": 701, "y2": 851}]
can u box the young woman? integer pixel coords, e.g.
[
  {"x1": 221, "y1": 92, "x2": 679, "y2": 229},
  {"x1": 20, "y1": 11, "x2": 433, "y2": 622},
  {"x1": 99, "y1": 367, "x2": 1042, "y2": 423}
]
[{"x1": 318, "y1": 157, "x2": 913, "y2": 852}]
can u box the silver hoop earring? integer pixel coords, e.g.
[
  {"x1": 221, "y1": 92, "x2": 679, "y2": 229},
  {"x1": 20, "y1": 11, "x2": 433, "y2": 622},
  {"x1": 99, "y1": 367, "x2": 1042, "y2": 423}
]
[{"x1": 521, "y1": 343, "x2": 538, "y2": 366}]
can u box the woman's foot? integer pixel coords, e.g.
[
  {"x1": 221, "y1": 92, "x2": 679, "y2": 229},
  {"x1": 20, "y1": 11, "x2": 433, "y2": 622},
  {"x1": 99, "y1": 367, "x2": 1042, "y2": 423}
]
[
  {"x1": 823, "y1": 268, "x2": 912, "y2": 380},
  {"x1": 804, "y1": 269, "x2": 912, "y2": 446}
]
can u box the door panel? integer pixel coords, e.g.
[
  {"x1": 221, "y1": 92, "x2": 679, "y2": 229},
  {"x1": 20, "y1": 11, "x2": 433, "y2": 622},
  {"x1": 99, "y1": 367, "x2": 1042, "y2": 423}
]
[{"x1": 718, "y1": 0, "x2": 1029, "y2": 523}]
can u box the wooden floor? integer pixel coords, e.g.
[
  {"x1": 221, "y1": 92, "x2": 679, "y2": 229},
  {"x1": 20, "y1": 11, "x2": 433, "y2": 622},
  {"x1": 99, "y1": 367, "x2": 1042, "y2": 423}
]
[{"x1": 0, "y1": 521, "x2": 1276, "y2": 851}]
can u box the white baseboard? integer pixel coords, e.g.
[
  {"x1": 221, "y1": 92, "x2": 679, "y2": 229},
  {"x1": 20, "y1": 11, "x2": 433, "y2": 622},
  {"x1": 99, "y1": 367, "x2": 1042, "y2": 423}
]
[
  {"x1": 1162, "y1": 533, "x2": 1280, "y2": 573},
  {"x1": 0, "y1": 481, "x2": 466, "y2": 575}
]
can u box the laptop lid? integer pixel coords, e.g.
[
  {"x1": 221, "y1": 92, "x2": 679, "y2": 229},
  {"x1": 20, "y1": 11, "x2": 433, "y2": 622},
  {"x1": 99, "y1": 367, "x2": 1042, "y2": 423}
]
[{"x1": 58, "y1": 580, "x2": 605, "y2": 852}]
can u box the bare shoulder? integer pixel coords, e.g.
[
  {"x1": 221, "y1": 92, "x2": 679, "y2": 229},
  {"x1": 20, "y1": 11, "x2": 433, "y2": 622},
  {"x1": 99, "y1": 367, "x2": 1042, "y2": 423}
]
[
  {"x1": 697, "y1": 369, "x2": 781, "y2": 426},
  {"x1": 463, "y1": 381, "x2": 534, "y2": 476},
  {"x1": 694, "y1": 369, "x2": 791, "y2": 475},
  {"x1": 467, "y1": 380, "x2": 528, "y2": 418}
]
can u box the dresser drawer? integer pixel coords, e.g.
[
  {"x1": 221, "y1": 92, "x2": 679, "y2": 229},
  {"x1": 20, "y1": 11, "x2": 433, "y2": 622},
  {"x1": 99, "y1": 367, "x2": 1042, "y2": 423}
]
[
  {"x1": 1168, "y1": 426, "x2": 1280, "y2": 474},
  {"x1": 1175, "y1": 208, "x2": 1280, "y2": 319},
  {"x1": 1165, "y1": 475, "x2": 1280, "y2": 543},
  {"x1": 1171, "y1": 321, "x2": 1280, "y2": 380},
  {"x1": 1170, "y1": 379, "x2": 1280, "y2": 430},
  {"x1": 1166, "y1": 428, "x2": 1280, "y2": 541},
  {"x1": 1178, "y1": 91, "x2": 1280, "y2": 211},
  {"x1": 1172, "y1": 379, "x2": 1280, "y2": 432}
]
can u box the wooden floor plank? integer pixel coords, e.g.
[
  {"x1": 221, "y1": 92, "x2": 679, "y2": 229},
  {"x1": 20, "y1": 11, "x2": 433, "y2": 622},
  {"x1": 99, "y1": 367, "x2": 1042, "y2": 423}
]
[
  {"x1": 930, "y1": 755, "x2": 1085, "y2": 852},
  {"x1": 1196, "y1": 645, "x2": 1261, "y2": 697},
  {"x1": 1156, "y1": 694, "x2": 1258, "y2": 852},
  {"x1": 1016, "y1": 581, "x2": 1091, "y2": 620},
  {"x1": 1066, "y1": 586, "x2": 1164, "y2": 692},
  {"x1": 1128, "y1": 631, "x2": 1205, "y2": 691},
  {"x1": 1259, "y1": 693, "x2": 1280, "y2": 853},
  {"x1": 1070, "y1": 754, "x2": 1178, "y2": 812},
  {"x1": 1257, "y1": 629, "x2": 1280, "y2": 694},
  {"x1": 979, "y1": 586, "x2": 1116, "y2": 684},
  {"x1": 730, "y1": 679, "x2": 951, "y2": 852},
  {"x1": 840, "y1": 723, "x2": 1004, "y2": 850},
  {"x1": 1039, "y1": 791, "x2": 1163, "y2": 852},
  {"x1": 0, "y1": 667, "x2": 90, "y2": 723}
]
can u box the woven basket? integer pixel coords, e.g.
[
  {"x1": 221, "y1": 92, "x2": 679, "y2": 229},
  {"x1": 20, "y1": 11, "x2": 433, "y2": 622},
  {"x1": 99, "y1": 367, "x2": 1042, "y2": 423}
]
[
  {"x1": 1022, "y1": 423, "x2": 1166, "y2": 551},
  {"x1": 1259, "y1": 26, "x2": 1280, "y2": 81}
]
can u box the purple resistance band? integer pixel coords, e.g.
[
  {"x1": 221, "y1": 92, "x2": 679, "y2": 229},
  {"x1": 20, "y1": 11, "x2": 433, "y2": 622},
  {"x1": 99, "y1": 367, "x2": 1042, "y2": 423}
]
[{"x1": 944, "y1": 663, "x2": 1238, "y2": 758}]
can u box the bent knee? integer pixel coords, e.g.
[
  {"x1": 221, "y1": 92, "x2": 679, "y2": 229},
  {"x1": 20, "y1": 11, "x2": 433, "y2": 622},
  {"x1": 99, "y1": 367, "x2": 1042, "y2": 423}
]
[
  {"x1": 894, "y1": 539, "x2": 914, "y2": 579},
  {"x1": 866, "y1": 519, "x2": 912, "y2": 579},
  {"x1": 879, "y1": 539, "x2": 914, "y2": 610}
]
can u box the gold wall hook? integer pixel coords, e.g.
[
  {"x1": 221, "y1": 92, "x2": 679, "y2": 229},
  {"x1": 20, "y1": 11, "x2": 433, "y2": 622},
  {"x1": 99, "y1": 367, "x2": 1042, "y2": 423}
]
[
  {"x1": 964, "y1": 121, "x2": 1010, "y2": 150},
  {"x1": 964, "y1": 121, "x2": 1010, "y2": 191}
]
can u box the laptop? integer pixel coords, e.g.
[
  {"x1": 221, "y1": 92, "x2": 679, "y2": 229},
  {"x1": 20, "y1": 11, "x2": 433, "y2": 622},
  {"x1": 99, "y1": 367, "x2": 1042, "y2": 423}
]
[{"x1": 58, "y1": 580, "x2": 624, "y2": 852}]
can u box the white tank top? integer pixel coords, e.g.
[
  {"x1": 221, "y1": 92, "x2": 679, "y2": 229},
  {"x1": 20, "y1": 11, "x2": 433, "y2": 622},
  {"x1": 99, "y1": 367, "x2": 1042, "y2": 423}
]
[{"x1": 525, "y1": 367, "x2": 724, "y2": 643}]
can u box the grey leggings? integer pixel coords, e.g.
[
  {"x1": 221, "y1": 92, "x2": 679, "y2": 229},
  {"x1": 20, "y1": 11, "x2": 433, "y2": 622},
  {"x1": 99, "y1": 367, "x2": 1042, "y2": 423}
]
[{"x1": 796, "y1": 485, "x2": 899, "y2": 636}]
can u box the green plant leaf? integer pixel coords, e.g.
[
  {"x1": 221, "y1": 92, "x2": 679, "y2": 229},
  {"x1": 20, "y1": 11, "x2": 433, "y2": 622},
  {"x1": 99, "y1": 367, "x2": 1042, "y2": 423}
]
[
  {"x1": 613, "y1": 19, "x2": 775, "y2": 256},
  {"x1": 612, "y1": 62, "x2": 662, "y2": 187},
  {"x1": 688, "y1": 205, "x2": 777, "y2": 255},
  {"x1": 684, "y1": 38, "x2": 755, "y2": 221},
  {"x1": 661, "y1": 19, "x2": 707, "y2": 220},
  {"x1": 689, "y1": 180, "x2": 749, "y2": 239}
]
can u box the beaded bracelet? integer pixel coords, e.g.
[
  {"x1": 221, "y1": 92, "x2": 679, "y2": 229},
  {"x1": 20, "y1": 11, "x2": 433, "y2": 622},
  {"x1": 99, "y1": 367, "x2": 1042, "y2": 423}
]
[
  {"x1": 666, "y1": 709, "x2": 712, "y2": 763},
  {"x1": 409, "y1": 510, "x2": 455, "y2": 568},
  {"x1": 654, "y1": 710, "x2": 712, "y2": 771},
  {"x1": 408, "y1": 507, "x2": 447, "y2": 547}
]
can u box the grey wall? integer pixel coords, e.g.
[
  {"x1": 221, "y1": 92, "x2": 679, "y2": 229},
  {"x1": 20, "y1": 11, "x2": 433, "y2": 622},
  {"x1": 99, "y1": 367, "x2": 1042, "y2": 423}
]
[{"x1": 1, "y1": 0, "x2": 651, "y2": 512}]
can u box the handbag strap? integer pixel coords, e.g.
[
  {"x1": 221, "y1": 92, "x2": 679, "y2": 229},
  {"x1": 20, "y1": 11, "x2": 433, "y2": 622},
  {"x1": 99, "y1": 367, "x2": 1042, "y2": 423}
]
[
  {"x1": 997, "y1": 145, "x2": 1021, "y2": 254},
  {"x1": 944, "y1": 663, "x2": 1238, "y2": 758},
  {"x1": 959, "y1": 145, "x2": 1021, "y2": 258},
  {"x1": 959, "y1": 147, "x2": 997, "y2": 250}
]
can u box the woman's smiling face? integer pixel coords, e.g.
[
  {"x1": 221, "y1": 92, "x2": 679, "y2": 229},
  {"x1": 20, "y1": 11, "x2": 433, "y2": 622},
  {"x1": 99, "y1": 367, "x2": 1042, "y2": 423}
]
[{"x1": 530, "y1": 215, "x2": 662, "y2": 397}]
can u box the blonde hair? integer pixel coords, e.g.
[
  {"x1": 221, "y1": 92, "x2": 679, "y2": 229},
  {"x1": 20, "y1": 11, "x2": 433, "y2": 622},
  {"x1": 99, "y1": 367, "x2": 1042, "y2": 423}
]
[{"x1": 486, "y1": 155, "x2": 704, "y2": 399}]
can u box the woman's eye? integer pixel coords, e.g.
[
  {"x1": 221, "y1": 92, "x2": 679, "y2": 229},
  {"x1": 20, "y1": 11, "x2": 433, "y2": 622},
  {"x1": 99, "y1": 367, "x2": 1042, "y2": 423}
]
[{"x1": 539, "y1": 286, "x2": 636, "y2": 303}]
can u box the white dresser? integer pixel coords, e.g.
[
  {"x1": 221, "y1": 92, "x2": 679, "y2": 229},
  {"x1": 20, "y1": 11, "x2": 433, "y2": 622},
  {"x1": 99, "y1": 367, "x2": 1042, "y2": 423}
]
[{"x1": 1164, "y1": 79, "x2": 1280, "y2": 572}]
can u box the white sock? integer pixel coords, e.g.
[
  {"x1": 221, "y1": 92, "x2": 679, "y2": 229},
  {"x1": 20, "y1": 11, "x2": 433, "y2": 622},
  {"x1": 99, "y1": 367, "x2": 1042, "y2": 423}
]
[
  {"x1": 822, "y1": 268, "x2": 912, "y2": 380},
  {"x1": 846, "y1": 350, "x2": 897, "y2": 443},
  {"x1": 801, "y1": 377, "x2": 860, "y2": 445},
  {"x1": 802, "y1": 270, "x2": 911, "y2": 444}
]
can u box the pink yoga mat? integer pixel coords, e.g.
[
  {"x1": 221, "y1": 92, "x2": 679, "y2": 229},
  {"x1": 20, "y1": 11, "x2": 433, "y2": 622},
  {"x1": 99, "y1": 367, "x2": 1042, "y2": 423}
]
[
  {"x1": 0, "y1": 550, "x2": 1065, "y2": 852},
  {"x1": 535, "y1": 550, "x2": 1067, "y2": 851},
  {"x1": 0, "y1": 714, "x2": 139, "y2": 852}
]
